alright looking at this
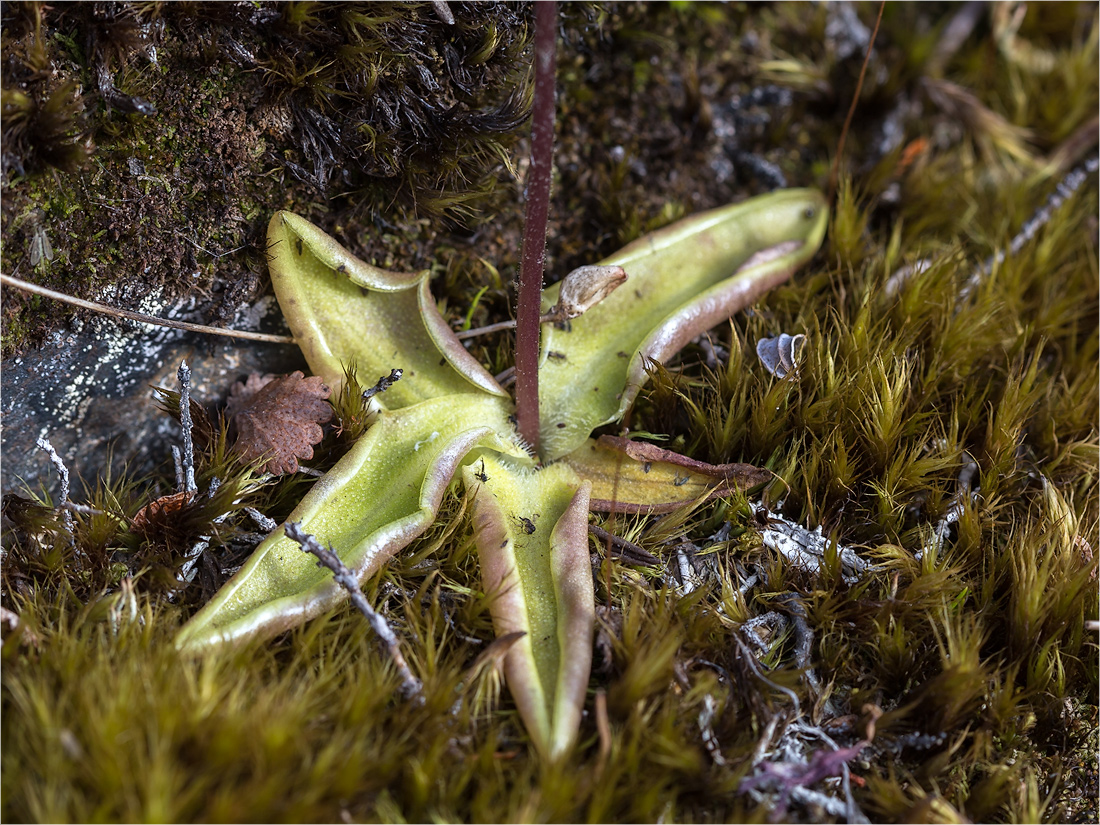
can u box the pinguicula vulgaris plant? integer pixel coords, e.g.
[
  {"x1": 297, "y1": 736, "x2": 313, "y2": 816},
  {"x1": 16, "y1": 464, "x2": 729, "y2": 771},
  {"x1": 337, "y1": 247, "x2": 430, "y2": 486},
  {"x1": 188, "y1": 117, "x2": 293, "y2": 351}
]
[{"x1": 176, "y1": 3, "x2": 828, "y2": 759}]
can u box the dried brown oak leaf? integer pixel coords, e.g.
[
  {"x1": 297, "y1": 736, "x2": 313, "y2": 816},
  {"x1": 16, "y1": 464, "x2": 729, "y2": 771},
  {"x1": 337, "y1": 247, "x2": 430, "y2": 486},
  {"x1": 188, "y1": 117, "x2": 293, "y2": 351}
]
[{"x1": 227, "y1": 371, "x2": 332, "y2": 475}]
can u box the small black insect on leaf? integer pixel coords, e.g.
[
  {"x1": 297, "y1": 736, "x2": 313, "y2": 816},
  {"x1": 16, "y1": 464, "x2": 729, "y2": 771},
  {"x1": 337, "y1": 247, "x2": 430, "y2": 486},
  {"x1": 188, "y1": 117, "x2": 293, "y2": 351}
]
[
  {"x1": 473, "y1": 459, "x2": 489, "y2": 483},
  {"x1": 517, "y1": 516, "x2": 536, "y2": 535},
  {"x1": 361, "y1": 368, "x2": 403, "y2": 402}
]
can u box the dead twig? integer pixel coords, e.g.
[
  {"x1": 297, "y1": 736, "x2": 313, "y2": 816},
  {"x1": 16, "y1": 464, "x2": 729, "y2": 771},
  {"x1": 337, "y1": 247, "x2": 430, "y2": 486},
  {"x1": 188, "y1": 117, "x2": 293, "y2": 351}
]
[
  {"x1": 245, "y1": 507, "x2": 278, "y2": 533},
  {"x1": 455, "y1": 318, "x2": 517, "y2": 340},
  {"x1": 361, "y1": 368, "x2": 403, "y2": 403},
  {"x1": 916, "y1": 450, "x2": 980, "y2": 562},
  {"x1": 699, "y1": 693, "x2": 727, "y2": 766},
  {"x1": 778, "y1": 593, "x2": 825, "y2": 699},
  {"x1": 755, "y1": 504, "x2": 871, "y2": 583},
  {"x1": 284, "y1": 521, "x2": 423, "y2": 702},
  {"x1": 734, "y1": 632, "x2": 802, "y2": 718},
  {"x1": 588, "y1": 523, "x2": 661, "y2": 567},
  {"x1": 35, "y1": 436, "x2": 75, "y2": 536},
  {"x1": 177, "y1": 362, "x2": 198, "y2": 495},
  {"x1": 958, "y1": 155, "x2": 1099, "y2": 303},
  {"x1": 0, "y1": 273, "x2": 295, "y2": 344}
]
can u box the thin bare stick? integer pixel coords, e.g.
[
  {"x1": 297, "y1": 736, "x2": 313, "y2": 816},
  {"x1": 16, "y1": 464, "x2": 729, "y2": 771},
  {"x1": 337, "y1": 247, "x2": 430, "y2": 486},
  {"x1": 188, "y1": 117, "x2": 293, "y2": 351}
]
[
  {"x1": 828, "y1": 1, "x2": 885, "y2": 201},
  {"x1": 455, "y1": 318, "x2": 517, "y2": 340},
  {"x1": 588, "y1": 523, "x2": 661, "y2": 567},
  {"x1": 177, "y1": 362, "x2": 198, "y2": 495},
  {"x1": 0, "y1": 273, "x2": 295, "y2": 344},
  {"x1": 699, "y1": 693, "x2": 727, "y2": 766},
  {"x1": 734, "y1": 632, "x2": 802, "y2": 719},
  {"x1": 284, "y1": 522, "x2": 423, "y2": 702},
  {"x1": 360, "y1": 368, "x2": 403, "y2": 402},
  {"x1": 958, "y1": 155, "x2": 1099, "y2": 303},
  {"x1": 35, "y1": 436, "x2": 75, "y2": 535},
  {"x1": 245, "y1": 507, "x2": 278, "y2": 533},
  {"x1": 456, "y1": 308, "x2": 569, "y2": 341}
]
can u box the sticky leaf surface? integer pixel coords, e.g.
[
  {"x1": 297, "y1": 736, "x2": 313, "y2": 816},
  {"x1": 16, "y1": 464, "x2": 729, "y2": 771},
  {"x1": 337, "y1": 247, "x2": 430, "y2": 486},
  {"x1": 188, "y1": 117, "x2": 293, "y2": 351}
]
[
  {"x1": 178, "y1": 393, "x2": 524, "y2": 649},
  {"x1": 268, "y1": 211, "x2": 506, "y2": 406},
  {"x1": 538, "y1": 189, "x2": 828, "y2": 459},
  {"x1": 463, "y1": 454, "x2": 593, "y2": 759}
]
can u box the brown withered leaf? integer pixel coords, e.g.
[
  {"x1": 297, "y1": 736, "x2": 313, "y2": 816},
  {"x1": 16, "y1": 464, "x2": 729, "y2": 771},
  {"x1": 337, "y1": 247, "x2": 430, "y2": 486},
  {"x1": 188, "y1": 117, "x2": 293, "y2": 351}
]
[
  {"x1": 131, "y1": 490, "x2": 194, "y2": 535},
  {"x1": 227, "y1": 371, "x2": 332, "y2": 475}
]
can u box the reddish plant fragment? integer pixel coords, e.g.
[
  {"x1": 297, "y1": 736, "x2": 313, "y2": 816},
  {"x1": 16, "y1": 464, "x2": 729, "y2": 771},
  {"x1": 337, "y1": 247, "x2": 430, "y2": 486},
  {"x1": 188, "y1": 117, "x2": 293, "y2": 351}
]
[
  {"x1": 227, "y1": 371, "x2": 332, "y2": 475},
  {"x1": 597, "y1": 436, "x2": 771, "y2": 479},
  {"x1": 576, "y1": 435, "x2": 773, "y2": 512},
  {"x1": 131, "y1": 490, "x2": 195, "y2": 536}
]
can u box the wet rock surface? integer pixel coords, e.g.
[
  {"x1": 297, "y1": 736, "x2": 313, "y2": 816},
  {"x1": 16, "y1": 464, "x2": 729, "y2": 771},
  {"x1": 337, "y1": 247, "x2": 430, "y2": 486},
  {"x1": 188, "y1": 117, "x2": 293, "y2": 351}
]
[{"x1": 1, "y1": 296, "x2": 304, "y2": 494}]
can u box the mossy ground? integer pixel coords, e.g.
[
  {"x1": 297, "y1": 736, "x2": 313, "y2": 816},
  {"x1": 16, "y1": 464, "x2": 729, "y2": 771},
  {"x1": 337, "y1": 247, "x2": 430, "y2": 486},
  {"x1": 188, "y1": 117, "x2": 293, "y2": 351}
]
[{"x1": 3, "y1": 3, "x2": 1098, "y2": 823}]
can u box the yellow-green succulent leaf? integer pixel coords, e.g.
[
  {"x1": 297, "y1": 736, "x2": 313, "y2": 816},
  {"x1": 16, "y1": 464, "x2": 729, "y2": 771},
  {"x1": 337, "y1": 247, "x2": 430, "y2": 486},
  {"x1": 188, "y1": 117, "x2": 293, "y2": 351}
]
[
  {"x1": 560, "y1": 436, "x2": 772, "y2": 514},
  {"x1": 463, "y1": 454, "x2": 594, "y2": 760},
  {"x1": 545, "y1": 479, "x2": 595, "y2": 758},
  {"x1": 177, "y1": 393, "x2": 526, "y2": 651},
  {"x1": 537, "y1": 188, "x2": 828, "y2": 460},
  {"x1": 268, "y1": 211, "x2": 507, "y2": 406},
  {"x1": 416, "y1": 277, "x2": 509, "y2": 398}
]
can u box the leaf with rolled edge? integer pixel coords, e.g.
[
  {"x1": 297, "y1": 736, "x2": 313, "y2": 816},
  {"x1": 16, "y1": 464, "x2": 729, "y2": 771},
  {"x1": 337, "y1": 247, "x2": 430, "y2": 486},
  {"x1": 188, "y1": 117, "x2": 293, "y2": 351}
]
[
  {"x1": 560, "y1": 435, "x2": 773, "y2": 514},
  {"x1": 181, "y1": 189, "x2": 830, "y2": 762},
  {"x1": 537, "y1": 188, "x2": 828, "y2": 460},
  {"x1": 267, "y1": 211, "x2": 507, "y2": 406},
  {"x1": 177, "y1": 393, "x2": 527, "y2": 650},
  {"x1": 462, "y1": 454, "x2": 594, "y2": 760}
]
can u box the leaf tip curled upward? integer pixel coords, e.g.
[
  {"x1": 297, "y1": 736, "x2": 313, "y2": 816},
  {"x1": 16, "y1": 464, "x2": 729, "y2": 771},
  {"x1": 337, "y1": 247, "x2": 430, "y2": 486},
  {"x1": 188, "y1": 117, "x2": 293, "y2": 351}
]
[
  {"x1": 266, "y1": 210, "x2": 508, "y2": 405},
  {"x1": 537, "y1": 188, "x2": 829, "y2": 461}
]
